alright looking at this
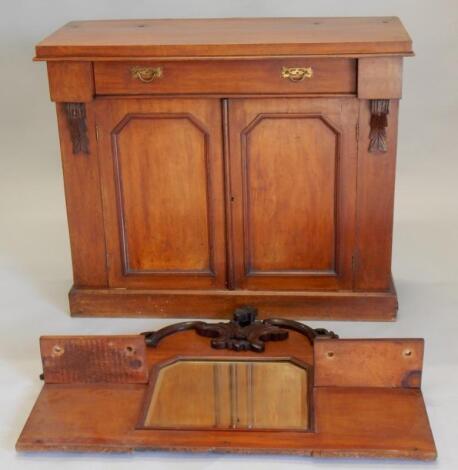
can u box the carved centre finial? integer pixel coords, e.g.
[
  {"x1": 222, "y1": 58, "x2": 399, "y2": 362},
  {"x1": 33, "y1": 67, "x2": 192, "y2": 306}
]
[{"x1": 233, "y1": 306, "x2": 257, "y2": 327}]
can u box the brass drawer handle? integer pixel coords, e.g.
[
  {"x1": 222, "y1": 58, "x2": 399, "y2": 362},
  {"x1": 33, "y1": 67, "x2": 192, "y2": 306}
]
[
  {"x1": 281, "y1": 66, "x2": 313, "y2": 82},
  {"x1": 131, "y1": 66, "x2": 163, "y2": 83}
]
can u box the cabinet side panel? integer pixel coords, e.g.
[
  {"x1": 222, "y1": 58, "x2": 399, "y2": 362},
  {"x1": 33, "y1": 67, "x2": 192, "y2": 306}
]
[
  {"x1": 354, "y1": 100, "x2": 398, "y2": 290},
  {"x1": 56, "y1": 103, "x2": 108, "y2": 287}
]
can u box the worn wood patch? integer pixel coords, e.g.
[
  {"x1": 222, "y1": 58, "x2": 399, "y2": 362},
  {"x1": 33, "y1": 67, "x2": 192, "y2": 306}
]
[
  {"x1": 314, "y1": 339, "x2": 423, "y2": 388},
  {"x1": 40, "y1": 335, "x2": 148, "y2": 384}
]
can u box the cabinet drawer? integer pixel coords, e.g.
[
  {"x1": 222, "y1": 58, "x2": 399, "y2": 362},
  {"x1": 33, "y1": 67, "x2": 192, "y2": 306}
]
[{"x1": 94, "y1": 59, "x2": 356, "y2": 95}]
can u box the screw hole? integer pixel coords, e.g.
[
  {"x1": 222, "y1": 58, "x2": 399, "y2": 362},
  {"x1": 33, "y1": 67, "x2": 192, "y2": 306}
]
[
  {"x1": 327, "y1": 351, "x2": 335, "y2": 358},
  {"x1": 404, "y1": 349, "x2": 412, "y2": 357},
  {"x1": 125, "y1": 345, "x2": 135, "y2": 354},
  {"x1": 52, "y1": 345, "x2": 64, "y2": 356}
]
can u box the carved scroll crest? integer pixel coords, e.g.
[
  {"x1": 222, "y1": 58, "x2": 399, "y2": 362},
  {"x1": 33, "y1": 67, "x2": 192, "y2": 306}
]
[{"x1": 143, "y1": 306, "x2": 338, "y2": 352}]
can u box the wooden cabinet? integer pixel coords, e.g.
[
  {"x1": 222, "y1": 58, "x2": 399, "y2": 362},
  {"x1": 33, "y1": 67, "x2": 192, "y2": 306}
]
[{"x1": 35, "y1": 17, "x2": 413, "y2": 319}]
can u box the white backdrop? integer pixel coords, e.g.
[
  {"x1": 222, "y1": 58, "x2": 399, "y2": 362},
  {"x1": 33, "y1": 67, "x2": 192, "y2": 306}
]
[{"x1": 1, "y1": 1, "x2": 458, "y2": 469}]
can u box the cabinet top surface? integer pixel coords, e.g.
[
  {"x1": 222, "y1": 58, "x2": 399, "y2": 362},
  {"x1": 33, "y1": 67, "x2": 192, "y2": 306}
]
[{"x1": 35, "y1": 17, "x2": 413, "y2": 60}]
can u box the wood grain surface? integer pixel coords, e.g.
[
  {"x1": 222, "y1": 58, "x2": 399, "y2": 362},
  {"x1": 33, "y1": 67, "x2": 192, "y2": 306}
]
[
  {"x1": 228, "y1": 97, "x2": 358, "y2": 290},
  {"x1": 314, "y1": 338, "x2": 424, "y2": 388},
  {"x1": 16, "y1": 384, "x2": 435, "y2": 459},
  {"x1": 55, "y1": 102, "x2": 108, "y2": 287},
  {"x1": 17, "y1": 329, "x2": 435, "y2": 458},
  {"x1": 94, "y1": 59, "x2": 356, "y2": 95},
  {"x1": 35, "y1": 17, "x2": 413, "y2": 59},
  {"x1": 354, "y1": 100, "x2": 399, "y2": 290},
  {"x1": 69, "y1": 284, "x2": 398, "y2": 320},
  {"x1": 95, "y1": 98, "x2": 226, "y2": 289},
  {"x1": 40, "y1": 336, "x2": 148, "y2": 384}
]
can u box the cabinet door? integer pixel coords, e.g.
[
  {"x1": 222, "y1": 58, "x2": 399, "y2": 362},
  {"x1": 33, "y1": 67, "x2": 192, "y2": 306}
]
[
  {"x1": 96, "y1": 98, "x2": 226, "y2": 289},
  {"x1": 228, "y1": 98, "x2": 358, "y2": 290}
]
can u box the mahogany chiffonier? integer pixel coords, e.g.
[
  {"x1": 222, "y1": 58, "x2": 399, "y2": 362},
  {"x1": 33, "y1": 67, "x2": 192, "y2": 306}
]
[{"x1": 34, "y1": 17, "x2": 413, "y2": 319}]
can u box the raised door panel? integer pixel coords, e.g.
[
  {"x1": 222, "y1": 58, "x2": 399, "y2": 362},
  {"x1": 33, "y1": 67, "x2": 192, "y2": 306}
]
[
  {"x1": 228, "y1": 98, "x2": 359, "y2": 290},
  {"x1": 96, "y1": 98, "x2": 226, "y2": 289}
]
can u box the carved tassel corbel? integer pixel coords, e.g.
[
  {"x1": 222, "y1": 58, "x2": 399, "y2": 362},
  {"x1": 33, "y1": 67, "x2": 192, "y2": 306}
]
[
  {"x1": 369, "y1": 99, "x2": 390, "y2": 153},
  {"x1": 63, "y1": 103, "x2": 89, "y2": 154}
]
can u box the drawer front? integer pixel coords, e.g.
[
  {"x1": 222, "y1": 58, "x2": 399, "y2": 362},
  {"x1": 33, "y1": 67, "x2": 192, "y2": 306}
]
[{"x1": 94, "y1": 59, "x2": 356, "y2": 95}]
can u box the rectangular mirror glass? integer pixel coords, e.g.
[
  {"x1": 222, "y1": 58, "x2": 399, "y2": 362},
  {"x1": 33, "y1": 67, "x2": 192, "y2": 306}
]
[{"x1": 141, "y1": 359, "x2": 310, "y2": 431}]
